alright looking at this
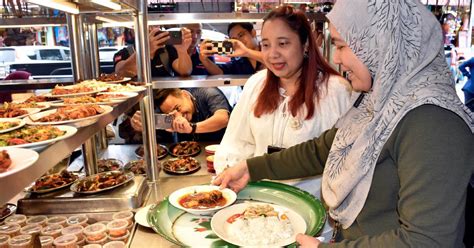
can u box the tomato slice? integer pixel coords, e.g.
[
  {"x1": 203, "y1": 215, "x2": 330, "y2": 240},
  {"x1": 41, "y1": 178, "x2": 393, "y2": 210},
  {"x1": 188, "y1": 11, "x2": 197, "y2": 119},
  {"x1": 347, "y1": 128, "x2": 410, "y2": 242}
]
[
  {"x1": 8, "y1": 138, "x2": 28, "y2": 145},
  {"x1": 226, "y1": 213, "x2": 243, "y2": 224}
]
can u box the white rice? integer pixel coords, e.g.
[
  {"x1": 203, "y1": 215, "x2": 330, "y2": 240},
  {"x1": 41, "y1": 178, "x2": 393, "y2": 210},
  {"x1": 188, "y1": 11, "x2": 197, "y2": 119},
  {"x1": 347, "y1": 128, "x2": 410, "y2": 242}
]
[{"x1": 229, "y1": 215, "x2": 294, "y2": 245}]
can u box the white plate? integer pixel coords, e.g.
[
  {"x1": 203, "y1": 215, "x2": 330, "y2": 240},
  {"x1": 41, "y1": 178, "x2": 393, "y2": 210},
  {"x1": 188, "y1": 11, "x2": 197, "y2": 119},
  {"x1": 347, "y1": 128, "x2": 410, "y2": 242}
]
[
  {"x1": 97, "y1": 91, "x2": 138, "y2": 101},
  {"x1": 43, "y1": 87, "x2": 106, "y2": 98},
  {"x1": 1, "y1": 108, "x2": 42, "y2": 119},
  {"x1": 0, "y1": 125, "x2": 77, "y2": 149},
  {"x1": 0, "y1": 147, "x2": 39, "y2": 178},
  {"x1": 105, "y1": 84, "x2": 146, "y2": 92},
  {"x1": 25, "y1": 105, "x2": 113, "y2": 128},
  {"x1": 0, "y1": 118, "x2": 25, "y2": 134},
  {"x1": 168, "y1": 185, "x2": 237, "y2": 216},
  {"x1": 1, "y1": 102, "x2": 50, "y2": 111},
  {"x1": 211, "y1": 202, "x2": 307, "y2": 247},
  {"x1": 135, "y1": 204, "x2": 153, "y2": 228}
]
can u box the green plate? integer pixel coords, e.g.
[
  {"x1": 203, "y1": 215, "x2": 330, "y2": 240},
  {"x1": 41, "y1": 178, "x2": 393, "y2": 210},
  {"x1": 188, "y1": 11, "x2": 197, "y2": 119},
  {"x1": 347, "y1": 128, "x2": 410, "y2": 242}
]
[{"x1": 148, "y1": 181, "x2": 326, "y2": 247}]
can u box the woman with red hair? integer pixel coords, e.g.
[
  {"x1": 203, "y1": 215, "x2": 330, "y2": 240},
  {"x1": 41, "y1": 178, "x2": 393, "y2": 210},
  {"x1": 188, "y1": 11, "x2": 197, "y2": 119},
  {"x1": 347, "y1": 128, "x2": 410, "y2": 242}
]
[{"x1": 214, "y1": 5, "x2": 353, "y2": 197}]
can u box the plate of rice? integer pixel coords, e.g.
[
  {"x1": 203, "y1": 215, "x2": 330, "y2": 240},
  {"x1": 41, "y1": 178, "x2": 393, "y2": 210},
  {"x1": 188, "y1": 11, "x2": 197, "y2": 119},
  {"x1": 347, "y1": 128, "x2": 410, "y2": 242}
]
[{"x1": 211, "y1": 202, "x2": 306, "y2": 247}]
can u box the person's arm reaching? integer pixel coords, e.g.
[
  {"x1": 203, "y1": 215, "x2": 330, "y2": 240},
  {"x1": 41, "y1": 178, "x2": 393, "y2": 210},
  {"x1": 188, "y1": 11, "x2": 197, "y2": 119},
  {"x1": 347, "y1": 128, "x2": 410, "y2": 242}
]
[
  {"x1": 199, "y1": 40, "x2": 224, "y2": 75},
  {"x1": 115, "y1": 28, "x2": 170, "y2": 77},
  {"x1": 172, "y1": 28, "x2": 193, "y2": 76}
]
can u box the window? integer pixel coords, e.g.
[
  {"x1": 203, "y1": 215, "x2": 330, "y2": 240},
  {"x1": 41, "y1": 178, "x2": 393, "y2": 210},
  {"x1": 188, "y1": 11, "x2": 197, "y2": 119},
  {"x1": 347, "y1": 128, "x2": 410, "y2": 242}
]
[{"x1": 39, "y1": 49, "x2": 63, "y2": 60}]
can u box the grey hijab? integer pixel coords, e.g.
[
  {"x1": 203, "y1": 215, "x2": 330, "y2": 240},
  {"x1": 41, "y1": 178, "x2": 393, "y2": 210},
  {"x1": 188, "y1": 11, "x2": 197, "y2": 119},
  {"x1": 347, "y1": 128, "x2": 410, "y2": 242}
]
[{"x1": 324, "y1": 0, "x2": 474, "y2": 228}]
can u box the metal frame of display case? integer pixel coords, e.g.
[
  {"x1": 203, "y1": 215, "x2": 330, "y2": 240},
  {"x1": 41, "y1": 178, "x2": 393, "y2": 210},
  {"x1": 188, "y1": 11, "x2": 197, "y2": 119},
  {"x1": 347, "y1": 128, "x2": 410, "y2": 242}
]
[{"x1": 0, "y1": 92, "x2": 144, "y2": 204}]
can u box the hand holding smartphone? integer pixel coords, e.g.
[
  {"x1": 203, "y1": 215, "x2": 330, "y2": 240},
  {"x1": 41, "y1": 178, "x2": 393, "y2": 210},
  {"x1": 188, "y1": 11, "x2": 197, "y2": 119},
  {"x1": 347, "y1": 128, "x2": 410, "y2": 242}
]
[
  {"x1": 205, "y1": 40, "x2": 234, "y2": 55},
  {"x1": 155, "y1": 114, "x2": 174, "y2": 130},
  {"x1": 156, "y1": 30, "x2": 182, "y2": 45}
]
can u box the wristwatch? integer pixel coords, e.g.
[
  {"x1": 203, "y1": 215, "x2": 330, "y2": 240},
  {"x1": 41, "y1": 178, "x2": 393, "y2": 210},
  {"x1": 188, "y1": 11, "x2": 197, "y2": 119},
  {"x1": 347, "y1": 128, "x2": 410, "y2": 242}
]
[{"x1": 190, "y1": 122, "x2": 197, "y2": 135}]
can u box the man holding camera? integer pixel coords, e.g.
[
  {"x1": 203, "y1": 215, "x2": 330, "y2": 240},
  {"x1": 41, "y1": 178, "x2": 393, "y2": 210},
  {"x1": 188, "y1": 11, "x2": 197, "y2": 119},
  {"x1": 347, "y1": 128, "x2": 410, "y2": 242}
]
[
  {"x1": 198, "y1": 22, "x2": 264, "y2": 75},
  {"x1": 121, "y1": 88, "x2": 231, "y2": 143},
  {"x1": 113, "y1": 27, "x2": 193, "y2": 77}
]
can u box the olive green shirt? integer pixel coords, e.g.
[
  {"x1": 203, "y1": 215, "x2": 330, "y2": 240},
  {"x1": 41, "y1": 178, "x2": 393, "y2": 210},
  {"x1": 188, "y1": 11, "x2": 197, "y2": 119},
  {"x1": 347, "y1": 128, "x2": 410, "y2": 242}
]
[{"x1": 247, "y1": 105, "x2": 474, "y2": 247}]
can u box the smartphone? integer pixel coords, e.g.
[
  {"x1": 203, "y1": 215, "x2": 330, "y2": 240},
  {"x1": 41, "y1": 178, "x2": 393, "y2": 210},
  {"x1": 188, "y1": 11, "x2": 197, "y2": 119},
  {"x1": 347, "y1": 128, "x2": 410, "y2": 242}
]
[
  {"x1": 156, "y1": 30, "x2": 182, "y2": 45},
  {"x1": 206, "y1": 40, "x2": 233, "y2": 55},
  {"x1": 267, "y1": 145, "x2": 285, "y2": 154},
  {"x1": 155, "y1": 113, "x2": 174, "y2": 130}
]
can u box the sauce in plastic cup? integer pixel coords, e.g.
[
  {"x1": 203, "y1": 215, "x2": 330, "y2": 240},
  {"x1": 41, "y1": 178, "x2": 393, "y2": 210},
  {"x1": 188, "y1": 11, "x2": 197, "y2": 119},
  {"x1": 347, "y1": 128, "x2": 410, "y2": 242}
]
[
  {"x1": 26, "y1": 215, "x2": 48, "y2": 227},
  {"x1": 8, "y1": 234, "x2": 32, "y2": 248},
  {"x1": 20, "y1": 224, "x2": 42, "y2": 236},
  {"x1": 66, "y1": 215, "x2": 88, "y2": 227},
  {"x1": 46, "y1": 216, "x2": 67, "y2": 227},
  {"x1": 112, "y1": 211, "x2": 133, "y2": 225},
  {"x1": 86, "y1": 234, "x2": 107, "y2": 245},
  {"x1": 107, "y1": 230, "x2": 130, "y2": 243},
  {"x1": 103, "y1": 240, "x2": 126, "y2": 248},
  {"x1": 53, "y1": 234, "x2": 77, "y2": 248},
  {"x1": 61, "y1": 225, "x2": 84, "y2": 240},
  {"x1": 83, "y1": 223, "x2": 107, "y2": 243},
  {"x1": 0, "y1": 223, "x2": 21, "y2": 237},
  {"x1": 0, "y1": 234, "x2": 9, "y2": 248},
  {"x1": 106, "y1": 220, "x2": 128, "y2": 238},
  {"x1": 40, "y1": 224, "x2": 63, "y2": 238},
  {"x1": 39, "y1": 235, "x2": 54, "y2": 248},
  {"x1": 4, "y1": 214, "x2": 27, "y2": 227}
]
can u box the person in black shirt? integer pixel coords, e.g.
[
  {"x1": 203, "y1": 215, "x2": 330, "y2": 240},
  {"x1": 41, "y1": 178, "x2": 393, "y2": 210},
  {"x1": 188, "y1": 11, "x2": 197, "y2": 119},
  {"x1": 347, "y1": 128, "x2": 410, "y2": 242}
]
[
  {"x1": 182, "y1": 23, "x2": 214, "y2": 76},
  {"x1": 113, "y1": 27, "x2": 193, "y2": 77},
  {"x1": 120, "y1": 88, "x2": 231, "y2": 143},
  {"x1": 199, "y1": 22, "x2": 264, "y2": 75}
]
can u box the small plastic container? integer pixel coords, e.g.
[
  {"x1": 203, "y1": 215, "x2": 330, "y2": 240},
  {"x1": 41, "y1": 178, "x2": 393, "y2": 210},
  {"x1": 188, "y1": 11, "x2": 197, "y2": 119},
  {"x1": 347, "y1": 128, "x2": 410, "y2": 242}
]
[
  {"x1": 41, "y1": 224, "x2": 63, "y2": 238},
  {"x1": 53, "y1": 234, "x2": 77, "y2": 248},
  {"x1": 76, "y1": 236, "x2": 86, "y2": 246},
  {"x1": 112, "y1": 211, "x2": 133, "y2": 225},
  {"x1": 86, "y1": 235, "x2": 107, "y2": 245},
  {"x1": 61, "y1": 225, "x2": 84, "y2": 240},
  {"x1": 83, "y1": 223, "x2": 107, "y2": 243},
  {"x1": 39, "y1": 235, "x2": 54, "y2": 248},
  {"x1": 106, "y1": 220, "x2": 128, "y2": 238},
  {"x1": 8, "y1": 234, "x2": 32, "y2": 248},
  {"x1": 103, "y1": 240, "x2": 126, "y2": 248},
  {"x1": 108, "y1": 230, "x2": 129, "y2": 243},
  {"x1": 4, "y1": 214, "x2": 27, "y2": 227},
  {"x1": 46, "y1": 216, "x2": 67, "y2": 227},
  {"x1": 66, "y1": 215, "x2": 88, "y2": 227},
  {"x1": 0, "y1": 223, "x2": 21, "y2": 237},
  {"x1": 26, "y1": 215, "x2": 48, "y2": 227},
  {"x1": 206, "y1": 155, "x2": 215, "y2": 173},
  {"x1": 97, "y1": 221, "x2": 109, "y2": 227},
  {"x1": 0, "y1": 234, "x2": 10, "y2": 248},
  {"x1": 83, "y1": 244, "x2": 102, "y2": 248},
  {"x1": 20, "y1": 224, "x2": 42, "y2": 236}
]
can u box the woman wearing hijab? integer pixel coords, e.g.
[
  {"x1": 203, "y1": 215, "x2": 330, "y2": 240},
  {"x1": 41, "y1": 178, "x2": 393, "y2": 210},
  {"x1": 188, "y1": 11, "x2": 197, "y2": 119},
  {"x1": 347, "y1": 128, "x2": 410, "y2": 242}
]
[
  {"x1": 213, "y1": 1, "x2": 474, "y2": 247},
  {"x1": 214, "y1": 5, "x2": 353, "y2": 197}
]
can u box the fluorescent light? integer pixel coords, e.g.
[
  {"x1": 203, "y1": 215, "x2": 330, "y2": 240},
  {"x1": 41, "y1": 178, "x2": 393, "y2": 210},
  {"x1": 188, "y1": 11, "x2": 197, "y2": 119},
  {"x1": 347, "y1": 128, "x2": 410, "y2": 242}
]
[
  {"x1": 28, "y1": 0, "x2": 79, "y2": 14},
  {"x1": 148, "y1": 19, "x2": 263, "y2": 25},
  {"x1": 91, "y1": 0, "x2": 121, "y2": 11},
  {"x1": 0, "y1": 24, "x2": 62, "y2": 28},
  {"x1": 96, "y1": 16, "x2": 119, "y2": 23},
  {"x1": 101, "y1": 21, "x2": 133, "y2": 28}
]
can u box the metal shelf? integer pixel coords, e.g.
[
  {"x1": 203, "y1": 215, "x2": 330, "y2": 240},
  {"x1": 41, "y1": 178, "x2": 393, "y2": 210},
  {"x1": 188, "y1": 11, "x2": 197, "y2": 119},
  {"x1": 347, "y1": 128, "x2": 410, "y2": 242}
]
[
  {"x1": 0, "y1": 78, "x2": 74, "y2": 91},
  {"x1": 0, "y1": 92, "x2": 144, "y2": 205},
  {"x1": 152, "y1": 74, "x2": 249, "y2": 89}
]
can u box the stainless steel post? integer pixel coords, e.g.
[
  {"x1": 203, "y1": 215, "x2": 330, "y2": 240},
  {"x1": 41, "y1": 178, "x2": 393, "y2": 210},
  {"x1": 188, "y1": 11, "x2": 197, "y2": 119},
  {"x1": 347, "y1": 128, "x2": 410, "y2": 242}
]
[
  {"x1": 82, "y1": 137, "x2": 98, "y2": 176},
  {"x1": 136, "y1": 2, "x2": 160, "y2": 182},
  {"x1": 66, "y1": 14, "x2": 83, "y2": 82},
  {"x1": 88, "y1": 23, "x2": 100, "y2": 78}
]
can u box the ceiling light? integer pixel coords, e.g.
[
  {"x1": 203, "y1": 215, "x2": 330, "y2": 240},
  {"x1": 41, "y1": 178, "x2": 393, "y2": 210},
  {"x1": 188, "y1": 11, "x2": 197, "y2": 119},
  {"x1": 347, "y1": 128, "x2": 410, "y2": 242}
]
[
  {"x1": 91, "y1": 0, "x2": 121, "y2": 11},
  {"x1": 28, "y1": 0, "x2": 79, "y2": 14}
]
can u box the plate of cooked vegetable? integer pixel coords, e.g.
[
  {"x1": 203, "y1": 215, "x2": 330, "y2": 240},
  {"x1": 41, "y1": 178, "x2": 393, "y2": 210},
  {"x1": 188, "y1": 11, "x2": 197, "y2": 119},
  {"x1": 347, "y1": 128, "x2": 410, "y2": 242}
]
[
  {"x1": 0, "y1": 125, "x2": 77, "y2": 149},
  {"x1": 0, "y1": 118, "x2": 25, "y2": 134}
]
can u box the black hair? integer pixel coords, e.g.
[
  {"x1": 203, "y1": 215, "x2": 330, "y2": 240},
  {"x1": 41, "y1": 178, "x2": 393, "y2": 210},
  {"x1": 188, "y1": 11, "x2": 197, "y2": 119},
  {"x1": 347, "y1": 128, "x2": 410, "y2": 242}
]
[
  {"x1": 154, "y1": 88, "x2": 182, "y2": 110},
  {"x1": 227, "y1": 22, "x2": 254, "y2": 36}
]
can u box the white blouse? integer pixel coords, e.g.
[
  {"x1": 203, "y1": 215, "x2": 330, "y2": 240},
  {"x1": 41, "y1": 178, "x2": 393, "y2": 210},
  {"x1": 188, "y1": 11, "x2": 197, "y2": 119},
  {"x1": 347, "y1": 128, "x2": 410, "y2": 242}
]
[{"x1": 214, "y1": 69, "x2": 354, "y2": 196}]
